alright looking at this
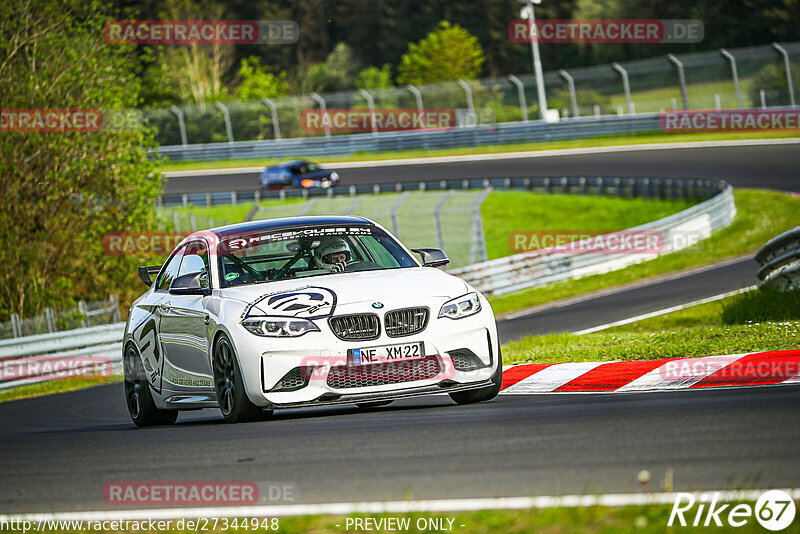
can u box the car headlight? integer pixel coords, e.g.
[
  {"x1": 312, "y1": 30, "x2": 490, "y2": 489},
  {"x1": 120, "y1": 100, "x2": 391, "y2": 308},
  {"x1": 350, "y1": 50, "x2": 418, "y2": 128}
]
[
  {"x1": 438, "y1": 292, "x2": 482, "y2": 320},
  {"x1": 242, "y1": 317, "x2": 320, "y2": 337}
]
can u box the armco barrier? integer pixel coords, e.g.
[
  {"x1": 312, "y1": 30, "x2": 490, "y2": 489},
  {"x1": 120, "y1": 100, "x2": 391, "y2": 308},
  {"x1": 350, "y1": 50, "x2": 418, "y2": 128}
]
[
  {"x1": 0, "y1": 323, "x2": 124, "y2": 390},
  {"x1": 450, "y1": 180, "x2": 735, "y2": 296},
  {"x1": 156, "y1": 114, "x2": 662, "y2": 162},
  {"x1": 755, "y1": 226, "x2": 800, "y2": 289}
]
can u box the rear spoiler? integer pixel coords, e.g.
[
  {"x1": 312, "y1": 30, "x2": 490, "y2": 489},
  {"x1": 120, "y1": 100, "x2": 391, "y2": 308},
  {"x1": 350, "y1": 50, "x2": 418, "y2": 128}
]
[{"x1": 138, "y1": 265, "x2": 162, "y2": 287}]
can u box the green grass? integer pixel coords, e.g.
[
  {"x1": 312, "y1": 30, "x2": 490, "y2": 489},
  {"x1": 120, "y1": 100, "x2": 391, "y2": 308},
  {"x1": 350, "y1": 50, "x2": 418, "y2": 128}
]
[
  {"x1": 155, "y1": 131, "x2": 800, "y2": 172},
  {"x1": 0, "y1": 376, "x2": 121, "y2": 403},
  {"x1": 482, "y1": 192, "x2": 694, "y2": 260},
  {"x1": 18, "y1": 504, "x2": 799, "y2": 533},
  {"x1": 608, "y1": 77, "x2": 762, "y2": 113},
  {"x1": 489, "y1": 189, "x2": 800, "y2": 316},
  {"x1": 502, "y1": 287, "x2": 800, "y2": 366}
]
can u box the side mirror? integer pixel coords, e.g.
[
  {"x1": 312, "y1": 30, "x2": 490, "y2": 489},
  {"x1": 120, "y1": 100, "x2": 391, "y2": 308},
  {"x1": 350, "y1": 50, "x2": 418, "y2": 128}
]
[
  {"x1": 169, "y1": 272, "x2": 211, "y2": 296},
  {"x1": 411, "y1": 248, "x2": 450, "y2": 268},
  {"x1": 138, "y1": 265, "x2": 161, "y2": 287}
]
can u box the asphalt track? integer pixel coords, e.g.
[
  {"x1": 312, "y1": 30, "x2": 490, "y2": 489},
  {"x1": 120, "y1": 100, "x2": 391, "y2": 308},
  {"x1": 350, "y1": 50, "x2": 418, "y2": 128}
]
[
  {"x1": 2, "y1": 383, "x2": 799, "y2": 513},
  {"x1": 162, "y1": 142, "x2": 800, "y2": 194},
  {"x1": 1, "y1": 141, "x2": 798, "y2": 514}
]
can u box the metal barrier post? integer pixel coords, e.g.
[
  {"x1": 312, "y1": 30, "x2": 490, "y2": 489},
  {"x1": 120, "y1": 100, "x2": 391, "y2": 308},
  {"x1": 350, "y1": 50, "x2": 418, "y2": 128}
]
[
  {"x1": 214, "y1": 101, "x2": 234, "y2": 144},
  {"x1": 612, "y1": 63, "x2": 634, "y2": 114},
  {"x1": 720, "y1": 49, "x2": 743, "y2": 108},
  {"x1": 109, "y1": 295, "x2": 120, "y2": 323},
  {"x1": 558, "y1": 69, "x2": 579, "y2": 117},
  {"x1": 389, "y1": 192, "x2": 409, "y2": 237},
  {"x1": 772, "y1": 43, "x2": 796, "y2": 107},
  {"x1": 434, "y1": 191, "x2": 454, "y2": 251},
  {"x1": 667, "y1": 54, "x2": 689, "y2": 110},
  {"x1": 507, "y1": 75, "x2": 528, "y2": 122},
  {"x1": 311, "y1": 93, "x2": 331, "y2": 138},
  {"x1": 169, "y1": 105, "x2": 188, "y2": 146},
  {"x1": 406, "y1": 85, "x2": 424, "y2": 125},
  {"x1": 11, "y1": 314, "x2": 21, "y2": 338},
  {"x1": 457, "y1": 79, "x2": 476, "y2": 126},
  {"x1": 45, "y1": 307, "x2": 56, "y2": 333},
  {"x1": 469, "y1": 188, "x2": 492, "y2": 264},
  {"x1": 358, "y1": 89, "x2": 378, "y2": 134},
  {"x1": 262, "y1": 98, "x2": 281, "y2": 139},
  {"x1": 78, "y1": 300, "x2": 89, "y2": 328}
]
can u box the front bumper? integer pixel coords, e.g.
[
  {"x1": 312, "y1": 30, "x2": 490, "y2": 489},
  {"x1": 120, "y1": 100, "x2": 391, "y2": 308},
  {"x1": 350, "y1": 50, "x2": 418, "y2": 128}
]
[{"x1": 230, "y1": 297, "x2": 499, "y2": 408}]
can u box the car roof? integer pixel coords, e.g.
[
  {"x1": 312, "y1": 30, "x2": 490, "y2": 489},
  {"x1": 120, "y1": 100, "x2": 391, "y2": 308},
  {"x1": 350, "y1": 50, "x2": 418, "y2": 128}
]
[
  {"x1": 209, "y1": 215, "x2": 374, "y2": 238},
  {"x1": 268, "y1": 159, "x2": 308, "y2": 169}
]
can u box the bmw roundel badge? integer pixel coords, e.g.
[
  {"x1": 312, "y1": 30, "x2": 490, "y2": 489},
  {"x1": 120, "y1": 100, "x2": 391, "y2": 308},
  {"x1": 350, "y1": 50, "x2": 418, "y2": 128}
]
[{"x1": 372, "y1": 302, "x2": 384, "y2": 309}]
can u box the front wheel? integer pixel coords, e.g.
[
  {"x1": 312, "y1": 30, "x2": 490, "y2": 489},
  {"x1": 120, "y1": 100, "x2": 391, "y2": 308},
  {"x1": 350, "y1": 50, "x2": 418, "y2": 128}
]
[
  {"x1": 213, "y1": 334, "x2": 271, "y2": 423},
  {"x1": 448, "y1": 350, "x2": 503, "y2": 405},
  {"x1": 123, "y1": 345, "x2": 178, "y2": 427}
]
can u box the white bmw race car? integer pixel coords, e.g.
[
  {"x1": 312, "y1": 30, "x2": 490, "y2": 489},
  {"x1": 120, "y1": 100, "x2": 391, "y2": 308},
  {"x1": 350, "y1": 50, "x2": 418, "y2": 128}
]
[{"x1": 122, "y1": 216, "x2": 502, "y2": 425}]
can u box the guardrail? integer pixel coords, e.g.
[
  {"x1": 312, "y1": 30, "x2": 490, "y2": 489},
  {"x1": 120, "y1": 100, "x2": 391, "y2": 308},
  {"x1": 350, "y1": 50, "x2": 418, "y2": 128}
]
[
  {"x1": 157, "y1": 114, "x2": 662, "y2": 162},
  {"x1": 0, "y1": 323, "x2": 124, "y2": 390},
  {"x1": 450, "y1": 179, "x2": 735, "y2": 296},
  {"x1": 755, "y1": 226, "x2": 800, "y2": 290}
]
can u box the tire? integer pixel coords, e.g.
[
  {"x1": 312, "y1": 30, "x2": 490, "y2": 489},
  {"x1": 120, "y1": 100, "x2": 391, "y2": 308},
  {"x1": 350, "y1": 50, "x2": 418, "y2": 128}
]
[
  {"x1": 448, "y1": 349, "x2": 503, "y2": 405},
  {"x1": 356, "y1": 400, "x2": 393, "y2": 409},
  {"x1": 213, "y1": 334, "x2": 271, "y2": 423},
  {"x1": 123, "y1": 344, "x2": 179, "y2": 427}
]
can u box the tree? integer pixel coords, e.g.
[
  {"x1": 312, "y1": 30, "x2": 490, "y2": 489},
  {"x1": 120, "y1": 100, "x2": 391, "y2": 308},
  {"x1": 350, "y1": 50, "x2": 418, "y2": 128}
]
[
  {"x1": 356, "y1": 65, "x2": 394, "y2": 90},
  {"x1": 397, "y1": 21, "x2": 485, "y2": 85},
  {"x1": 235, "y1": 57, "x2": 289, "y2": 101},
  {"x1": 0, "y1": 0, "x2": 162, "y2": 319}
]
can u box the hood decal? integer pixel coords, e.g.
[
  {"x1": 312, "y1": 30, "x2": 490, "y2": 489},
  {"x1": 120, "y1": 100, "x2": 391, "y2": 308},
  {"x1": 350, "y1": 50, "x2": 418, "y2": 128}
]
[{"x1": 243, "y1": 286, "x2": 337, "y2": 319}]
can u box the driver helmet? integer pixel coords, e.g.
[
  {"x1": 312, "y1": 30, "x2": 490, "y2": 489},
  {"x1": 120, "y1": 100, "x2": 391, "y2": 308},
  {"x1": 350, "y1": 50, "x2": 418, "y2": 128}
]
[{"x1": 315, "y1": 237, "x2": 352, "y2": 268}]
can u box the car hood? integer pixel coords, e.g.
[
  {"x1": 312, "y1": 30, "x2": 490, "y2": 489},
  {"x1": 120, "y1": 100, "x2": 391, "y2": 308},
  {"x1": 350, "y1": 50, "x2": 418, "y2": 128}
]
[{"x1": 219, "y1": 267, "x2": 469, "y2": 318}]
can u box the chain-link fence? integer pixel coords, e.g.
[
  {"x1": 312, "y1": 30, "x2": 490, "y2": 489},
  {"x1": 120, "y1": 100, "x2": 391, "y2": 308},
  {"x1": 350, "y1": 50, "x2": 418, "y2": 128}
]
[
  {"x1": 140, "y1": 42, "x2": 799, "y2": 147},
  {"x1": 0, "y1": 296, "x2": 121, "y2": 339}
]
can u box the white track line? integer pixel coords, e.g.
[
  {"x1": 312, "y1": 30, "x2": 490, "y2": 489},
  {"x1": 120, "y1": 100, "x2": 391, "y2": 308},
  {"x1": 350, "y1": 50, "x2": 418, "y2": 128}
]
[
  {"x1": 572, "y1": 285, "x2": 757, "y2": 335},
  {"x1": 4, "y1": 489, "x2": 799, "y2": 521},
  {"x1": 162, "y1": 138, "x2": 800, "y2": 177}
]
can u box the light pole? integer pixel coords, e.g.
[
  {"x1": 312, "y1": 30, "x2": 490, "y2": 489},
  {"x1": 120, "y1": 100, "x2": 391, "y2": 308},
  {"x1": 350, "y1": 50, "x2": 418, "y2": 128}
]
[{"x1": 520, "y1": 0, "x2": 548, "y2": 119}]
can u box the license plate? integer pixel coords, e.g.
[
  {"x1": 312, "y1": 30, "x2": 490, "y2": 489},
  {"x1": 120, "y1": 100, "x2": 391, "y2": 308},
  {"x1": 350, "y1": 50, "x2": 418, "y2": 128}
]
[{"x1": 350, "y1": 342, "x2": 424, "y2": 365}]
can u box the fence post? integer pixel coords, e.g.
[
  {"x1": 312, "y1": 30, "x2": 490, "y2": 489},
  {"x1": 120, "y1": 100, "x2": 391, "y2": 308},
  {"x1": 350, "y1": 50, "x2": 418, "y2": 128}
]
[
  {"x1": 433, "y1": 191, "x2": 454, "y2": 251},
  {"x1": 720, "y1": 49, "x2": 743, "y2": 108},
  {"x1": 78, "y1": 300, "x2": 89, "y2": 328},
  {"x1": 169, "y1": 105, "x2": 188, "y2": 146},
  {"x1": 772, "y1": 43, "x2": 796, "y2": 107},
  {"x1": 310, "y1": 93, "x2": 331, "y2": 139},
  {"x1": 173, "y1": 210, "x2": 180, "y2": 231},
  {"x1": 190, "y1": 213, "x2": 197, "y2": 231},
  {"x1": 45, "y1": 307, "x2": 56, "y2": 333},
  {"x1": 182, "y1": 194, "x2": 188, "y2": 208},
  {"x1": 109, "y1": 294, "x2": 120, "y2": 323},
  {"x1": 389, "y1": 192, "x2": 409, "y2": 237},
  {"x1": 457, "y1": 79, "x2": 476, "y2": 127},
  {"x1": 469, "y1": 188, "x2": 492, "y2": 265},
  {"x1": 406, "y1": 85, "x2": 424, "y2": 126},
  {"x1": 11, "y1": 313, "x2": 21, "y2": 338},
  {"x1": 262, "y1": 98, "x2": 281, "y2": 139},
  {"x1": 205, "y1": 192, "x2": 212, "y2": 207},
  {"x1": 760, "y1": 89, "x2": 767, "y2": 109},
  {"x1": 612, "y1": 63, "x2": 634, "y2": 114},
  {"x1": 558, "y1": 69, "x2": 580, "y2": 117},
  {"x1": 214, "y1": 101, "x2": 234, "y2": 144},
  {"x1": 507, "y1": 75, "x2": 528, "y2": 122},
  {"x1": 231, "y1": 191, "x2": 238, "y2": 205},
  {"x1": 667, "y1": 54, "x2": 689, "y2": 110},
  {"x1": 358, "y1": 89, "x2": 378, "y2": 134}
]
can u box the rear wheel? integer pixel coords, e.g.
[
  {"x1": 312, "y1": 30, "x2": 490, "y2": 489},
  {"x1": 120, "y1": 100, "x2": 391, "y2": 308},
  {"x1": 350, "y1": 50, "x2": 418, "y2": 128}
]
[
  {"x1": 448, "y1": 350, "x2": 503, "y2": 405},
  {"x1": 213, "y1": 334, "x2": 271, "y2": 423},
  {"x1": 123, "y1": 345, "x2": 178, "y2": 427}
]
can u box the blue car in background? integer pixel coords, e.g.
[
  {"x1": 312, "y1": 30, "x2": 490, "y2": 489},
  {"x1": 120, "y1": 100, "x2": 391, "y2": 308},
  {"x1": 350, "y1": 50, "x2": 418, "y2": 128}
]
[{"x1": 260, "y1": 160, "x2": 340, "y2": 191}]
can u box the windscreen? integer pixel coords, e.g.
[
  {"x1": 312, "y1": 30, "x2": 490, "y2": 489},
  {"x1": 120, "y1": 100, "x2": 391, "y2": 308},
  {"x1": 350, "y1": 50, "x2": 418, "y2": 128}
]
[{"x1": 217, "y1": 225, "x2": 418, "y2": 288}]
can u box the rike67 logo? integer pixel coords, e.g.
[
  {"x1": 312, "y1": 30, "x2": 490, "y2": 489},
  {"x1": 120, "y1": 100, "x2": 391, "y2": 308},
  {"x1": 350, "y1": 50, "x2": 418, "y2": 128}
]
[{"x1": 669, "y1": 490, "x2": 796, "y2": 530}]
